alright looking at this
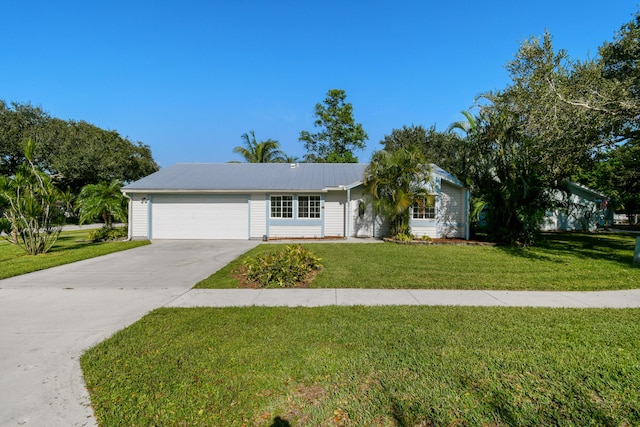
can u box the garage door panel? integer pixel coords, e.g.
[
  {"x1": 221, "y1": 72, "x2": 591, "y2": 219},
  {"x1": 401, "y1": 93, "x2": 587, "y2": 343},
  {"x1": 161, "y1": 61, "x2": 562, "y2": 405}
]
[{"x1": 151, "y1": 195, "x2": 248, "y2": 239}]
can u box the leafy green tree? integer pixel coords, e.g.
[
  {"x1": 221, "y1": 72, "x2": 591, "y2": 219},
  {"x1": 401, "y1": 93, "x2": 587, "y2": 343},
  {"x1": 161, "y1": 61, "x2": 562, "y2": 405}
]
[
  {"x1": 232, "y1": 131, "x2": 287, "y2": 163},
  {"x1": 299, "y1": 89, "x2": 368, "y2": 163},
  {"x1": 459, "y1": 32, "x2": 617, "y2": 244},
  {"x1": 363, "y1": 147, "x2": 430, "y2": 236},
  {"x1": 0, "y1": 139, "x2": 64, "y2": 254},
  {"x1": 0, "y1": 101, "x2": 50, "y2": 176},
  {"x1": 41, "y1": 119, "x2": 158, "y2": 193},
  {"x1": 579, "y1": 141, "x2": 640, "y2": 220},
  {"x1": 0, "y1": 101, "x2": 158, "y2": 193},
  {"x1": 77, "y1": 180, "x2": 128, "y2": 229},
  {"x1": 591, "y1": 11, "x2": 640, "y2": 218},
  {"x1": 380, "y1": 124, "x2": 470, "y2": 184}
]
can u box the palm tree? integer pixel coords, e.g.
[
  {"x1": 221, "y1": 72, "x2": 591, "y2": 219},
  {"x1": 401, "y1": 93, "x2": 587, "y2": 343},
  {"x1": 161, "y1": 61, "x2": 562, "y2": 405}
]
[
  {"x1": 363, "y1": 147, "x2": 431, "y2": 236},
  {"x1": 233, "y1": 131, "x2": 287, "y2": 163},
  {"x1": 0, "y1": 138, "x2": 64, "y2": 254},
  {"x1": 77, "y1": 180, "x2": 127, "y2": 229}
]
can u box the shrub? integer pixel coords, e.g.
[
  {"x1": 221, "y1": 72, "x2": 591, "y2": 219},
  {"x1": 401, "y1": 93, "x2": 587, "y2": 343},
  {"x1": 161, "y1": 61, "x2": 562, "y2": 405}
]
[
  {"x1": 243, "y1": 245, "x2": 322, "y2": 288},
  {"x1": 87, "y1": 226, "x2": 128, "y2": 242},
  {"x1": 393, "y1": 232, "x2": 415, "y2": 242}
]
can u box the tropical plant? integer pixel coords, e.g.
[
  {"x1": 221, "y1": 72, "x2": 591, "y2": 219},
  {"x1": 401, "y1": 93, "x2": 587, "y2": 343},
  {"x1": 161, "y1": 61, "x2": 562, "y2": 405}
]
[
  {"x1": 77, "y1": 180, "x2": 127, "y2": 229},
  {"x1": 233, "y1": 131, "x2": 287, "y2": 163},
  {"x1": 0, "y1": 138, "x2": 64, "y2": 254},
  {"x1": 242, "y1": 245, "x2": 322, "y2": 288},
  {"x1": 467, "y1": 107, "x2": 549, "y2": 244},
  {"x1": 86, "y1": 225, "x2": 128, "y2": 242},
  {"x1": 363, "y1": 147, "x2": 431, "y2": 236}
]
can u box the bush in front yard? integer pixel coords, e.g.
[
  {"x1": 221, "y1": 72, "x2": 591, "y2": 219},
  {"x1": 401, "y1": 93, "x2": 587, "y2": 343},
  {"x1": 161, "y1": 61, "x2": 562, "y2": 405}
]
[
  {"x1": 87, "y1": 226, "x2": 128, "y2": 242},
  {"x1": 242, "y1": 245, "x2": 322, "y2": 288}
]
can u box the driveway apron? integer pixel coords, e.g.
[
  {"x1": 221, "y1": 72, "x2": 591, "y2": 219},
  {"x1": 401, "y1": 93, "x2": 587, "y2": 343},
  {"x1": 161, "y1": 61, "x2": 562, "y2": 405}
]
[{"x1": 0, "y1": 240, "x2": 259, "y2": 427}]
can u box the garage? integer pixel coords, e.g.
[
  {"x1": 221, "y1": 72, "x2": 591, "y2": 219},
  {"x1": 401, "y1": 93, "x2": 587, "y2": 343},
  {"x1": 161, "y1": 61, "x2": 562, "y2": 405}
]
[{"x1": 150, "y1": 195, "x2": 249, "y2": 239}]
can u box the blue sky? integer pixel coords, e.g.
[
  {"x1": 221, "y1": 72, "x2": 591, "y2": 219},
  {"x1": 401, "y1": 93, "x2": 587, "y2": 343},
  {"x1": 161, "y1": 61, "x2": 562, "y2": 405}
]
[{"x1": 1, "y1": 1, "x2": 636, "y2": 167}]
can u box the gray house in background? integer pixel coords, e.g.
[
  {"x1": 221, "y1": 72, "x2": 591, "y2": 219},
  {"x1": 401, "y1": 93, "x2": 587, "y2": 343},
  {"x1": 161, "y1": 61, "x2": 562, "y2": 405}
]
[
  {"x1": 541, "y1": 181, "x2": 610, "y2": 232},
  {"x1": 121, "y1": 163, "x2": 470, "y2": 240}
]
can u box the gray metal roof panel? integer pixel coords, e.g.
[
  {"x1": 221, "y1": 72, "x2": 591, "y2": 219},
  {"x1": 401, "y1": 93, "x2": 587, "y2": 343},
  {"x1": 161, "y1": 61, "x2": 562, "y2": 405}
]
[{"x1": 122, "y1": 163, "x2": 369, "y2": 192}]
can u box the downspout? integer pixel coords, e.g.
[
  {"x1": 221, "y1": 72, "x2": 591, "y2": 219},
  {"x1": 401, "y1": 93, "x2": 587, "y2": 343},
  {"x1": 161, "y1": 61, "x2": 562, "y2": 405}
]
[
  {"x1": 465, "y1": 188, "x2": 471, "y2": 240},
  {"x1": 346, "y1": 187, "x2": 351, "y2": 239},
  {"x1": 123, "y1": 192, "x2": 132, "y2": 241}
]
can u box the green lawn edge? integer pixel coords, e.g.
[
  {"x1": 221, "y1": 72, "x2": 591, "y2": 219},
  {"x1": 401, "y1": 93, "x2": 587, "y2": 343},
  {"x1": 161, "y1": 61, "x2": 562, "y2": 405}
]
[
  {"x1": 196, "y1": 232, "x2": 640, "y2": 291},
  {"x1": 0, "y1": 229, "x2": 150, "y2": 280}
]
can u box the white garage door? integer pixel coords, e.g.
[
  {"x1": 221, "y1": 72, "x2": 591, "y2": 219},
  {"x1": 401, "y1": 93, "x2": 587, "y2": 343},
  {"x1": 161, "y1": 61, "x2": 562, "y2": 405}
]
[{"x1": 151, "y1": 195, "x2": 249, "y2": 239}]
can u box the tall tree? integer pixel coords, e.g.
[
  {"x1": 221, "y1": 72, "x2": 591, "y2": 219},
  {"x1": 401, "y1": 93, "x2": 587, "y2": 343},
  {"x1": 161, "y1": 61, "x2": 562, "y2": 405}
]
[
  {"x1": 0, "y1": 101, "x2": 50, "y2": 176},
  {"x1": 465, "y1": 106, "x2": 550, "y2": 244},
  {"x1": 0, "y1": 101, "x2": 159, "y2": 192},
  {"x1": 458, "y1": 32, "x2": 606, "y2": 244},
  {"x1": 233, "y1": 131, "x2": 287, "y2": 163},
  {"x1": 380, "y1": 124, "x2": 467, "y2": 183},
  {"x1": 299, "y1": 89, "x2": 368, "y2": 163}
]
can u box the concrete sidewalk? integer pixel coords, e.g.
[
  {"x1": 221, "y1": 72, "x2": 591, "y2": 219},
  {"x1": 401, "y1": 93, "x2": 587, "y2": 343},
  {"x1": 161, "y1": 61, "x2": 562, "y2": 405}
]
[{"x1": 166, "y1": 288, "x2": 640, "y2": 309}]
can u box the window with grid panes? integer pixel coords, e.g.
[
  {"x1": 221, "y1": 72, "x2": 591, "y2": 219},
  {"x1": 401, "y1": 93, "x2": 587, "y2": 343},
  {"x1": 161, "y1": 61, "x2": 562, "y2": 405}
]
[
  {"x1": 298, "y1": 195, "x2": 321, "y2": 218},
  {"x1": 270, "y1": 195, "x2": 293, "y2": 218},
  {"x1": 412, "y1": 195, "x2": 436, "y2": 219}
]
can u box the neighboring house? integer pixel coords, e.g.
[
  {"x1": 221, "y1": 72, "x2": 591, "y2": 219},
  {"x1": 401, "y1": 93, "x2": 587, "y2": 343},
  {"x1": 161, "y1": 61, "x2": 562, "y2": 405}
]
[
  {"x1": 121, "y1": 163, "x2": 470, "y2": 240},
  {"x1": 541, "y1": 181, "x2": 610, "y2": 232}
]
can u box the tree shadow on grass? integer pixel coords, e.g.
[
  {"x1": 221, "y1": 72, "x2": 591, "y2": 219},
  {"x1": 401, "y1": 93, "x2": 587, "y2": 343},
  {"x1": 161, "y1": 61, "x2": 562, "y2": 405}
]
[
  {"x1": 495, "y1": 232, "x2": 638, "y2": 268},
  {"x1": 270, "y1": 416, "x2": 291, "y2": 427}
]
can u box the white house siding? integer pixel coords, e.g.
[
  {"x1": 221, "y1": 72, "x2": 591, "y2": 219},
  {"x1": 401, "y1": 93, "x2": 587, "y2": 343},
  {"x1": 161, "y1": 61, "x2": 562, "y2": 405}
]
[
  {"x1": 249, "y1": 194, "x2": 267, "y2": 239},
  {"x1": 129, "y1": 194, "x2": 149, "y2": 239},
  {"x1": 150, "y1": 194, "x2": 249, "y2": 239},
  {"x1": 439, "y1": 182, "x2": 465, "y2": 238},
  {"x1": 324, "y1": 191, "x2": 346, "y2": 237},
  {"x1": 349, "y1": 188, "x2": 379, "y2": 238},
  {"x1": 410, "y1": 223, "x2": 438, "y2": 239},
  {"x1": 268, "y1": 225, "x2": 323, "y2": 238}
]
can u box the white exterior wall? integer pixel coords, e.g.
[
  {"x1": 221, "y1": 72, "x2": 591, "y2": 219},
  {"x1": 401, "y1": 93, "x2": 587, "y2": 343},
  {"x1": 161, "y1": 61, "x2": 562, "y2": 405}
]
[
  {"x1": 249, "y1": 194, "x2": 267, "y2": 239},
  {"x1": 268, "y1": 225, "x2": 323, "y2": 238},
  {"x1": 349, "y1": 188, "x2": 384, "y2": 238},
  {"x1": 410, "y1": 224, "x2": 438, "y2": 239},
  {"x1": 129, "y1": 193, "x2": 149, "y2": 238},
  {"x1": 439, "y1": 182, "x2": 465, "y2": 238},
  {"x1": 324, "y1": 191, "x2": 346, "y2": 237}
]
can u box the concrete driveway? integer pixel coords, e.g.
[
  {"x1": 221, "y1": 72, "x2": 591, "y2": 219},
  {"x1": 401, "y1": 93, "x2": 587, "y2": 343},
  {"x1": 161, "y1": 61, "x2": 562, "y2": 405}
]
[{"x1": 0, "y1": 240, "x2": 259, "y2": 427}]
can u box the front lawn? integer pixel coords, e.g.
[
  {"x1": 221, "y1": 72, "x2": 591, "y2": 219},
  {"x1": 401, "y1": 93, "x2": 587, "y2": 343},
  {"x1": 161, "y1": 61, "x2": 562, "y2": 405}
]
[
  {"x1": 81, "y1": 306, "x2": 640, "y2": 426},
  {"x1": 0, "y1": 229, "x2": 149, "y2": 280},
  {"x1": 196, "y1": 232, "x2": 640, "y2": 291}
]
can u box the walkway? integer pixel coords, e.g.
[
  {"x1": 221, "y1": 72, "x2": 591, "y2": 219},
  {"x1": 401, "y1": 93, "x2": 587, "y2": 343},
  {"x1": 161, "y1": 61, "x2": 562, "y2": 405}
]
[{"x1": 167, "y1": 288, "x2": 640, "y2": 309}]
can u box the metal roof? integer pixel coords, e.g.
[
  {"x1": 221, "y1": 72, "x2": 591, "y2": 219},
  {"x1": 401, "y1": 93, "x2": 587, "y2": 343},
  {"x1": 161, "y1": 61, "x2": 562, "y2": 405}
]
[{"x1": 122, "y1": 163, "x2": 370, "y2": 192}]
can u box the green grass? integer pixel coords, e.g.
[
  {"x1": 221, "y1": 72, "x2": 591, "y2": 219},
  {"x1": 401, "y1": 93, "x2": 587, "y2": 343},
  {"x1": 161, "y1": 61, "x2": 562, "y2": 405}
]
[
  {"x1": 81, "y1": 306, "x2": 640, "y2": 426},
  {"x1": 196, "y1": 232, "x2": 640, "y2": 291},
  {"x1": 0, "y1": 229, "x2": 149, "y2": 280}
]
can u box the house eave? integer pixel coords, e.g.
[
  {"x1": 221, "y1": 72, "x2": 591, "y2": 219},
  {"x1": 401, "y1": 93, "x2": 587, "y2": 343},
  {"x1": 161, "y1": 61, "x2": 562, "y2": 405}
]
[{"x1": 122, "y1": 188, "x2": 333, "y2": 194}]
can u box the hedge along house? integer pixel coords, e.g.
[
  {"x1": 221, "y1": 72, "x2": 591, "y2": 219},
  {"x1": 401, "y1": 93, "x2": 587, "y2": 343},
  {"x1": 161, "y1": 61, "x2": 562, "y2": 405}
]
[{"x1": 121, "y1": 163, "x2": 470, "y2": 240}]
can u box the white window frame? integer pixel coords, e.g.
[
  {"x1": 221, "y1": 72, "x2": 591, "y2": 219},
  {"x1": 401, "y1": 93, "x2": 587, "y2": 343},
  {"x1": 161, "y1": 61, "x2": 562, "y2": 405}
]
[{"x1": 412, "y1": 195, "x2": 436, "y2": 219}]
